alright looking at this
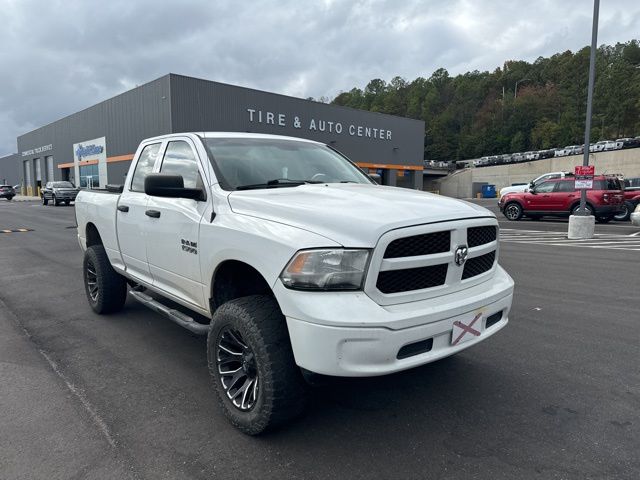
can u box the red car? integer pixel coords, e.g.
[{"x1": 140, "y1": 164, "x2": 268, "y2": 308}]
[
  {"x1": 499, "y1": 175, "x2": 625, "y2": 223},
  {"x1": 614, "y1": 177, "x2": 640, "y2": 221}
]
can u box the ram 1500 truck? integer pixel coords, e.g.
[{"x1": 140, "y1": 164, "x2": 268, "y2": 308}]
[{"x1": 75, "y1": 132, "x2": 514, "y2": 434}]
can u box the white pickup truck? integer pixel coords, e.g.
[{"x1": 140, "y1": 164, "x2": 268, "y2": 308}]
[{"x1": 75, "y1": 132, "x2": 514, "y2": 434}]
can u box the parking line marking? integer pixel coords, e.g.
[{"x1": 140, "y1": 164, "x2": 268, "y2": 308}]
[
  {"x1": 499, "y1": 228, "x2": 640, "y2": 251},
  {"x1": 0, "y1": 228, "x2": 34, "y2": 233}
]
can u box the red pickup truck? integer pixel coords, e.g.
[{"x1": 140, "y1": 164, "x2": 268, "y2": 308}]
[{"x1": 499, "y1": 175, "x2": 625, "y2": 223}]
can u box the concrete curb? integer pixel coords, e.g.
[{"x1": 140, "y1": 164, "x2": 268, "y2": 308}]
[{"x1": 11, "y1": 196, "x2": 41, "y2": 202}]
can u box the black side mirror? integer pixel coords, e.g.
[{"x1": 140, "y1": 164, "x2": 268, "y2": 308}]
[
  {"x1": 144, "y1": 174, "x2": 205, "y2": 201},
  {"x1": 369, "y1": 173, "x2": 382, "y2": 184}
]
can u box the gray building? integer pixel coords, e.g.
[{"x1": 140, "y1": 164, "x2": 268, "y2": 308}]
[
  {"x1": 0, "y1": 153, "x2": 21, "y2": 187},
  {"x1": 13, "y1": 74, "x2": 425, "y2": 194}
]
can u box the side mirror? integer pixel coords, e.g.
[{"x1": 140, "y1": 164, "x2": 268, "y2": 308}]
[
  {"x1": 144, "y1": 174, "x2": 205, "y2": 201},
  {"x1": 369, "y1": 173, "x2": 382, "y2": 184}
]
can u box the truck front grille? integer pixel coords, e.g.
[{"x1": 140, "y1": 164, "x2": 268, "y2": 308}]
[
  {"x1": 462, "y1": 251, "x2": 496, "y2": 280},
  {"x1": 384, "y1": 231, "x2": 451, "y2": 258},
  {"x1": 366, "y1": 219, "x2": 499, "y2": 303},
  {"x1": 376, "y1": 264, "x2": 448, "y2": 294},
  {"x1": 467, "y1": 226, "x2": 497, "y2": 248}
]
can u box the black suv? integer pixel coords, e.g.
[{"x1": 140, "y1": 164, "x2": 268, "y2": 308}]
[
  {"x1": 41, "y1": 181, "x2": 79, "y2": 206},
  {"x1": 0, "y1": 184, "x2": 16, "y2": 201}
]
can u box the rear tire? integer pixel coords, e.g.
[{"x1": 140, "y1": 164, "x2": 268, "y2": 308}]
[
  {"x1": 613, "y1": 203, "x2": 631, "y2": 222},
  {"x1": 503, "y1": 202, "x2": 523, "y2": 221},
  {"x1": 6, "y1": 196, "x2": 13, "y2": 201},
  {"x1": 571, "y1": 203, "x2": 594, "y2": 216},
  {"x1": 83, "y1": 245, "x2": 127, "y2": 314},
  {"x1": 207, "y1": 295, "x2": 306, "y2": 435},
  {"x1": 64, "y1": 200, "x2": 70, "y2": 206}
]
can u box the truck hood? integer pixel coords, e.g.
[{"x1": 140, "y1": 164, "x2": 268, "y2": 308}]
[{"x1": 227, "y1": 184, "x2": 493, "y2": 247}]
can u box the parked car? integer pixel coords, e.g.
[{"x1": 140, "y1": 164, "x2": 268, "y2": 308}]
[
  {"x1": 523, "y1": 151, "x2": 539, "y2": 161},
  {"x1": 499, "y1": 171, "x2": 572, "y2": 197},
  {"x1": 41, "y1": 181, "x2": 80, "y2": 206},
  {"x1": 537, "y1": 149, "x2": 555, "y2": 159},
  {"x1": 74, "y1": 132, "x2": 514, "y2": 434},
  {"x1": 589, "y1": 141, "x2": 608, "y2": 152},
  {"x1": 512, "y1": 152, "x2": 525, "y2": 162},
  {"x1": 616, "y1": 138, "x2": 639, "y2": 149},
  {"x1": 555, "y1": 146, "x2": 572, "y2": 157},
  {"x1": 0, "y1": 184, "x2": 16, "y2": 201},
  {"x1": 614, "y1": 177, "x2": 640, "y2": 221},
  {"x1": 499, "y1": 175, "x2": 625, "y2": 223},
  {"x1": 570, "y1": 145, "x2": 584, "y2": 155},
  {"x1": 604, "y1": 140, "x2": 621, "y2": 151}
]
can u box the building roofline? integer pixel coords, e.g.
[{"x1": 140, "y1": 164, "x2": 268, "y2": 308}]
[{"x1": 167, "y1": 73, "x2": 424, "y2": 125}]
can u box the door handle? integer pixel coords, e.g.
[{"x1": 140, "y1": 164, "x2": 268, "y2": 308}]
[
  {"x1": 145, "y1": 209, "x2": 161, "y2": 218},
  {"x1": 117, "y1": 205, "x2": 129, "y2": 212}
]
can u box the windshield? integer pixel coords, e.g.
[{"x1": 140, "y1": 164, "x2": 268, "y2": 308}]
[
  {"x1": 203, "y1": 138, "x2": 373, "y2": 190},
  {"x1": 53, "y1": 181, "x2": 74, "y2": 188}
]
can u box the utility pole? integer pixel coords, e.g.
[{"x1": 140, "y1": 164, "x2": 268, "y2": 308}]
[
  {"x1": 578, "y1": 0, "x2": 599, "y2": 216},
  {"x1": 568, "y1": 0, "x2": 599, "y2": 239}
]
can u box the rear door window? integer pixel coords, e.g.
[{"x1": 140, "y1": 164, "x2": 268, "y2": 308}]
[{"x1": 555, "y1": 180, "x2": 575, "y2": 192}]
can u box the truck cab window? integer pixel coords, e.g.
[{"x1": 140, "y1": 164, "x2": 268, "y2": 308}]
[
  {"x1": 131, "y1": 143, "x2": 161, "y2": 192},
  {"x1": 160, "y1": 141, "x2": 200, "y2": 189}
]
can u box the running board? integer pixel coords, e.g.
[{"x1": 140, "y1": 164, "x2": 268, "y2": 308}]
[{"x1": 129, "y1": 290, "x2": 210, "y2": 335}]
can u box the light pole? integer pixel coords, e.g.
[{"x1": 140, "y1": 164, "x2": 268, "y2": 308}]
[
  {"x1": 514, "y1": 78, "x2": 529, "y2": 98},
  {"x1": 568, "y1": 0, "x2": 599, "y2": 239}
]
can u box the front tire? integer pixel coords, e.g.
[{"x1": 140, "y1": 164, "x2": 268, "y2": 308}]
[
  {"x1": 83, "y1": 245, "x2": 127, "y2": 314},
  {"x1": 503, "y1": 202, "x2": 523, "y2": 221},
  {"x1": 207, "y1": 295, "x2": 306, "y2": 435},
  {"x1": 53, "y1": 194, "x2": 59, "y2": 206}
]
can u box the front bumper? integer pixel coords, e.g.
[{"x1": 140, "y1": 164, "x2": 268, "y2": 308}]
[{"x1": 275, "y1": 266, "x2": 514, "y2": 377}]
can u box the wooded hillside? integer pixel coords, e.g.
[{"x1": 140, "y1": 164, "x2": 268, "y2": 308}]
[{"x1": 331, "y1": 40, "x2": 640, "y2": 162}]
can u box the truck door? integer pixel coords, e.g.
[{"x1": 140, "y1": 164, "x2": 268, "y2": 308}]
[
  {"x1": 525, "y1": 180, "x2": 556, "y2": 211},
  {"x1": 145, "y1": 139, "x2": 209, "y2": 309},
  {"x1": 116, "y1": 142, "x2": 162, "y2": 285}
]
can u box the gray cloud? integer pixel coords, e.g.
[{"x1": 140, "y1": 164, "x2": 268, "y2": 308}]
[{"x1": 1, "y1": 0, "x2": 638, "y2": 155}]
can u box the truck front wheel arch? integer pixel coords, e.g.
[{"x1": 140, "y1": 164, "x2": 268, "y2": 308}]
[{"x1": 210, "y1": 261, "x2": 274, "y2": 312}]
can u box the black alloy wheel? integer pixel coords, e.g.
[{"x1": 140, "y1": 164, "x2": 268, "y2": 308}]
[
  {"x1": 216, "y1": 327, "x2": 259, "y2": 411},
  {"x1": 207, "y1": 295, "x2": 306, "y2": 435},
  {"x1": 83, "y1": 245, "x2": 127, "y2": 314}
]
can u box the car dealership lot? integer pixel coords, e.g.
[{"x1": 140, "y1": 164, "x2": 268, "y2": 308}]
[{"x1": 1, "y1": 199, "x2": 638, "y2": 480}]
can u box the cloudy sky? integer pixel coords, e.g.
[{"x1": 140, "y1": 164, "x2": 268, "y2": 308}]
[{"x1": 1, "y1": 0, "x2": 638, "y2": 156}]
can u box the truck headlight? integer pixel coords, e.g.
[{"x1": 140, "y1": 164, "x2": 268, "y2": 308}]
[{"x1": 280, "y1": 249, "x2": 370, "y2": 290}]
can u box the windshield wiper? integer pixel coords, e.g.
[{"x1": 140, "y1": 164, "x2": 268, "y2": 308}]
[{"x1": 236, "y1": 178, "x2": 321, "y2": 191}]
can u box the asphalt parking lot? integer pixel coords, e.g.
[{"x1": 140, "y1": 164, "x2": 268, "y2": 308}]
[{"x1": 1, "y1": 198, "x2": 638, "y2": 480}]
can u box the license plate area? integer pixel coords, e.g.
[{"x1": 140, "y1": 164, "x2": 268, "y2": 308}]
[{"x1": 451, "y1": 311, "x2": 483, "y2": 346}]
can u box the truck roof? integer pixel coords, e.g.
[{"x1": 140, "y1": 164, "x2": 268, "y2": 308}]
[{"x1": 143, "y1": 132, "x2": 323, "y2": 145}]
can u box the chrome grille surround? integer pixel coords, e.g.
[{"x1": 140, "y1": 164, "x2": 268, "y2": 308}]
[{"x1": 364, "y1": 218, "x2": 499, "y2": 306}]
